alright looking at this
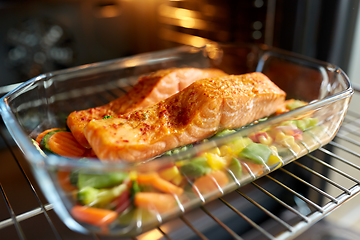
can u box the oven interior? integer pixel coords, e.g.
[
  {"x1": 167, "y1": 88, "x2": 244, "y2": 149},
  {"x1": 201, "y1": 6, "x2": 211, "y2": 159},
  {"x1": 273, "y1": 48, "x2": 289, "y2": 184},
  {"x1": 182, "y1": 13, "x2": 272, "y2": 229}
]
[{"x1": 1, "y1": 88, "x2": 360, "y2": 239}]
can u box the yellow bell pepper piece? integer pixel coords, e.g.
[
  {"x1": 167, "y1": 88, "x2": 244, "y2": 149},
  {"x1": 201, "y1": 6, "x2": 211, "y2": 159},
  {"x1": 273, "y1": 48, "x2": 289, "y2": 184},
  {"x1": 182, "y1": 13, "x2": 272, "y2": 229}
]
[
  {"x1": 267, "y1": 155, "x2": 282, "y2": 166},
  {"x1": 228, "y1": 137, "x2": 253, "y2": 155},
  {"x1": 175, "y1": 160, "x2": 188, "y2": 167},
  {"x1": 204, "y1": 152, "x2": 227, "y2": 171},
  {"x1": 159, "y1": 166, "x2": 180, "y2": 182},
  {"x1": 207, "y1": 147, "x2": 221, "y2": 155},
  {"x1": 129, "y1": 171, "x2": 137, "y2": 181},
  {"x1": 171, "y1": 174, "x2": 183, "y2": 186},
  {"x1": 219, "y1": 145, "x2": 233, "y2": 157},
  {"x1": 275, "y1": 131, "x2": 301, "y2": 153}
]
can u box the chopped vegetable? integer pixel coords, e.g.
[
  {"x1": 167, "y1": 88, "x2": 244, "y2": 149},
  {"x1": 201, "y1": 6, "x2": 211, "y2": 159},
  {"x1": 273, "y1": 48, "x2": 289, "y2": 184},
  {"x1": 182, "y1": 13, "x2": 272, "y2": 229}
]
[
  {"x1": 295, "y1": 117, "x2": 318, "y2": 131},
  {"x1": 78, "y1": 171, "x2": 128, "y2": 189},
  {"x1": 275, "y1": 131, "x2": 301, "y2": 153},
  {"x1": 159, "y1": 166, "x2": 184, "y2": 185},
  {"x1": 71, "y1": 205, "x2": 118, "y2": 226},
  {"x1": 203, "y1": 152, "x2": 227, "y2": 171},
  {"x1": 275, "y1": 99, "x2": 307, "y2": 116},
  {"x1": 212, "y1": 129, "x2": 236, "y2": 138},
  {"x1": 286, "y1": 99, "x2": 307, "y2": 110},
  {"x1": 238, "y1": 143, "x2": 272, "y2": 165},
  {"x1": 103, "y1": 115, "x2": 112, "y2": 119},
  {"x1": 77, "y1": 183, "x2": 128, "y2": 208},
  {"x1": 136, "y1": 172, "x2": 157, "y2": 183},
  {"x1": 265, "y1": 145, "x2": 283, "y2": 170},
  {"x1": 118, "y1": 208, "x2": 156, "y2": 226},
  {"x1": 134, "y1": 192, "x2": 177, "y2": 213},
  {"x1": 207, "y1": 147, "x2": 221, "y2": 155},
  {"x1": 57, "y1": 171, "x2": 77, "y2": 192},
  {"x1": 164, "y1": 144, "x2": 193, "y2": 156},
  {"x1": 39, "y1": 129, "x2": 66, "y2": 153},
  {"x1": 275, "y1": 124, "x2": 303, "y2": 140},
  {"x1": 192, "y1": 171, "x2": 229, "y2": 196},
  {"x1": 130, "y1": 180, "x2": 141, "y2": 198},
  {"x1": 249, "y1": 132, "x2": 272, "y2": 145},
  {"x1": 171, "y1": 173, "x2": 184, "y2": 186},
  {"x1": 77, "y1": 186, "x2": 99, "y2": 205},
  {"x1": 179, "y1": 157, "x2": 212, "y2": 178},
  {"x1": 137, "y1": 172, "x2": 184, "y2": 195},
  {"x1": 267, "y1": 155, "x2": 282, "y2": 170},
  {"x1": 111, "y1": 188, "x2": 131, "y2": 213},
  {"x1": 306, "y1": 117, "x2": 318, "y2": 128},
  {"x1": 295, "y1": 119, "x2": 307, "y2": 131},
  {"x1": 218, "y1": 145, "x2": 233, "y2": 158},
  {"x1": 227, "y1": 137, "x2": 253, "y2": 155},
  {"x1": 152, "y1": 176, "x2": 184, "y2": 195},
  {"x1": 40, "y1": 130, "x2": 86, "y2": 157},
  {"x1": 228, "y1": 157, "x2": 242, "y2": 179},
  {"x1": 49, "y1": 131, "x2": 86, "y2": 157},
  {"x1": 159, "y1": 166, "x2": 180, "y2": 182},
  {"x1": 36, "y1": 128, "x2": 63, "y2": 144}
]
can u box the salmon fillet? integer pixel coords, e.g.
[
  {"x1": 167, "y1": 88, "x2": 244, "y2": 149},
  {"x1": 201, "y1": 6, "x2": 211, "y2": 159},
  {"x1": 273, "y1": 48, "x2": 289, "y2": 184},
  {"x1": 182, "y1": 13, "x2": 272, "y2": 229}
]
[
  {"x1": 84, "y1": 72, "x2": 286, "y2": 162},
  {"x1": 67, "y1": 68, "x2": 227, "y2": 148}
]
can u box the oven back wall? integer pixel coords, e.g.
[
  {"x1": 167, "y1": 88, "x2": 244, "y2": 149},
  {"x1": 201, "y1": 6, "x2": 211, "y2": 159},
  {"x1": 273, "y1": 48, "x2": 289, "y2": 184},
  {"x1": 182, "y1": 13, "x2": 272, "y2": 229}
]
[{"x1": 0, "y1": 0, "x2": 165, "y2": 87}]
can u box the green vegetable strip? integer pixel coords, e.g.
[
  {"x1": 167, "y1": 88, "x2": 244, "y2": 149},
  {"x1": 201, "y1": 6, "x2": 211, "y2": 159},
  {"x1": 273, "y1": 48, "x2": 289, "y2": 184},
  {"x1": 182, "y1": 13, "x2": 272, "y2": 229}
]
[
  {"x1": 238, "y1": 143, "x2": 272, "y2": 165},
  {"x1": 78, "y1": 172, "x2": 128, "y2": 189}
]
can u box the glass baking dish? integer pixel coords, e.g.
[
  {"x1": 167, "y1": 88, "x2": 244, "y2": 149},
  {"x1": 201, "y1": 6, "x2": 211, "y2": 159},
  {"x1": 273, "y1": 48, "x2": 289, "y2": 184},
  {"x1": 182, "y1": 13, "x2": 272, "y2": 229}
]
[{"x1": 0, "y1": 43, "x2": 353, "y2": 237}]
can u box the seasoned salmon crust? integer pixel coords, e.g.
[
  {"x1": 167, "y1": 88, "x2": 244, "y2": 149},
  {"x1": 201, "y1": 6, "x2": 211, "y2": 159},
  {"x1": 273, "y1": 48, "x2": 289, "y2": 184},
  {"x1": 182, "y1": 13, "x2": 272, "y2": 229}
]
[
  {"x1": 84, "y1": 72, "x2": 286, "y2": 162},
  {"x1": 67, "y1": 68, "x2": 227, "y2": 148}
]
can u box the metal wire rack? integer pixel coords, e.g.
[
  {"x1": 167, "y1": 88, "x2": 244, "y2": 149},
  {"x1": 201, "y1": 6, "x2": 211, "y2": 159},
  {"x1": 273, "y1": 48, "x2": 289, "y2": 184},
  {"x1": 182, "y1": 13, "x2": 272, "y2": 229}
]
[{"x1": 1, "y1": 86, "x2": 360, "y2": 240}]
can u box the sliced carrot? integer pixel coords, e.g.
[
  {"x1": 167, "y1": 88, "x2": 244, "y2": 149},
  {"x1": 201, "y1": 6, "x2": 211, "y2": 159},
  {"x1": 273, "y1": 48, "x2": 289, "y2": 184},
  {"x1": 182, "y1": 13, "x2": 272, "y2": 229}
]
[
  {"x1": 134, "y1": 192, "x2": 176, "y2": 213},
  {"x1": 152, "y1": 176, "x2": 184, "y2": 196},
  {"x1": 137, "y1": 172, "x2": 158, "y2": 183},
  {"x1": 36, "y1": 128, "x2": 62, "y2": 144},
  {"x1": 192, "y1": 171, "x2": 229, "y2": 196},
  {"x1": 71, "y1": 205, "x2": 118, "y2": 226},
  {"x1": 57, "y1": 171, "x2": 77, "y2": 192},
  {"x1": 137, "y1": 172, "x2": 184, "y2": 196},
  {"x1": 48, "y1": 131, "x2": 86, "y2": 157}
]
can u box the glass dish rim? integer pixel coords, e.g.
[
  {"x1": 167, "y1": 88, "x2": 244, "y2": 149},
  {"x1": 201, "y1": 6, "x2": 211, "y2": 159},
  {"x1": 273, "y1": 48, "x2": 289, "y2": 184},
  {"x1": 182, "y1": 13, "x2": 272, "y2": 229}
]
[{"x1": 0, "y1": 43, "x2": 353, "y2": 171}]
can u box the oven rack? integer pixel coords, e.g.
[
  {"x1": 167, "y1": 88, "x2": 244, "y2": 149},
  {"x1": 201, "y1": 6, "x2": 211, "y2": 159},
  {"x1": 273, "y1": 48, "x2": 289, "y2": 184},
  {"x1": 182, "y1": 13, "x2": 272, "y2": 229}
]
[{"x1": 0, "y1": 88, "x2": 360, "y2": 240}]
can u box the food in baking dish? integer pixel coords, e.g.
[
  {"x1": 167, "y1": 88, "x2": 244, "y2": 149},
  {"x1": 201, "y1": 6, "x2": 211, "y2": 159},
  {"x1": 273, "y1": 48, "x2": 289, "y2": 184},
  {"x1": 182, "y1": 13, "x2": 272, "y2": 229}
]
[
  {"x1": 33, "y1": 68, "x2": 317, "y2": 230},
  {"x1": 84, "y1": 72, "x2": 286, "y2": 162},
  {"x1": 36, "y1": 100, "x2": 316, "y2": 229}
]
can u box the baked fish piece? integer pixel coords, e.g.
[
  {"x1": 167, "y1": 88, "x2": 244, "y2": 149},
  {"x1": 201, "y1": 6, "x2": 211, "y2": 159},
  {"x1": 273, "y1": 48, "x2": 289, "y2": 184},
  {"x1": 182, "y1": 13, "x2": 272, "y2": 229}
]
[
  {"x1": 84, "y1": 72, "x2": 286, "y2": 162},
  {"x1": 67, "y1": 68, "x2": 227, "y2": 148}
]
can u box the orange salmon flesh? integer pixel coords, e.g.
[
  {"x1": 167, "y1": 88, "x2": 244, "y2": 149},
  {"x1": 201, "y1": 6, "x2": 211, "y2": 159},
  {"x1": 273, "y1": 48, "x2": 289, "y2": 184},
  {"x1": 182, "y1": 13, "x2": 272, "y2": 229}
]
[{"x1": 83, "y1": 72, "x2": 286, "y2": 162}]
